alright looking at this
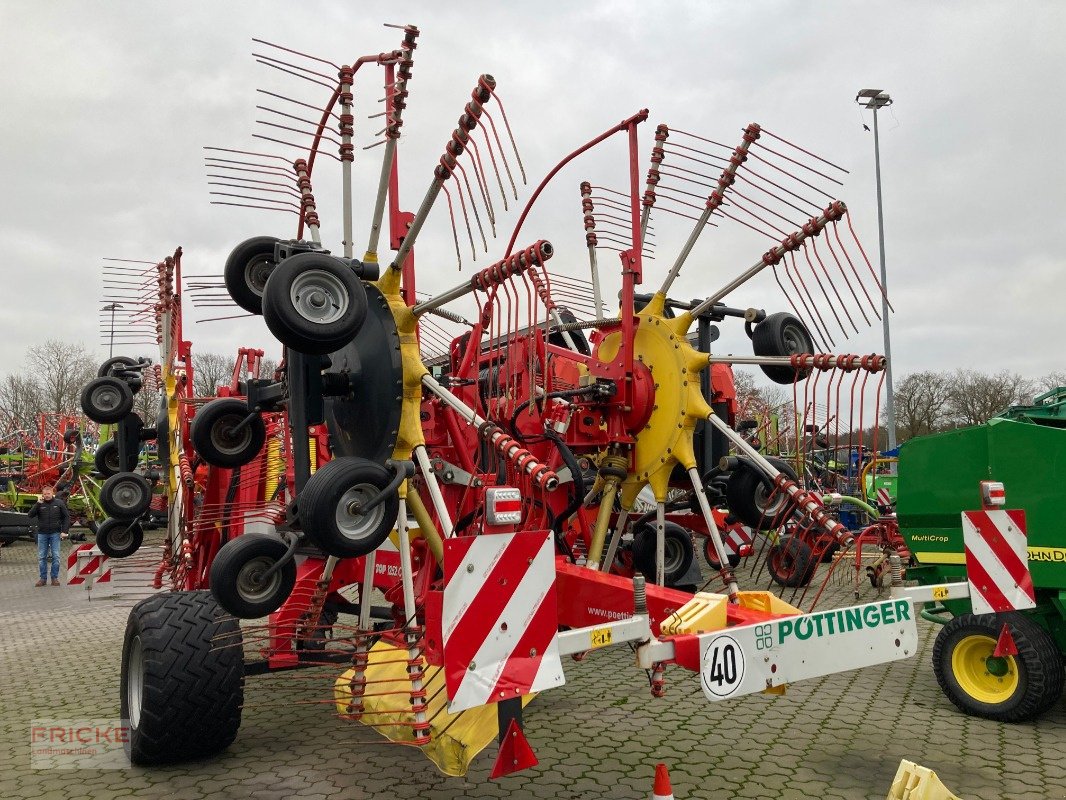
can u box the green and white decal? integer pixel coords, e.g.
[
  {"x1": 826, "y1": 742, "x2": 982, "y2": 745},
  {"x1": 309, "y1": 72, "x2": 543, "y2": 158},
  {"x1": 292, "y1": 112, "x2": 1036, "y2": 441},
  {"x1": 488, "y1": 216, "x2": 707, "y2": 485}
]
[{"x1": 700, "y1": 599, "x2": 918, "y2": 701}]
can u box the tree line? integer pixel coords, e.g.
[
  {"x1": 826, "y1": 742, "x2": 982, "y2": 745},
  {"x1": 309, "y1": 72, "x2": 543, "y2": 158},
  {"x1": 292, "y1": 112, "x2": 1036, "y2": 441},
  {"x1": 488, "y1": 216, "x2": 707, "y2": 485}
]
[
  {"x1": 0, "y1": 340, "x2": 275, "y2": 436},
  {"x1": 734, "y1": 366, "x2": 1064, "y2": 448}
]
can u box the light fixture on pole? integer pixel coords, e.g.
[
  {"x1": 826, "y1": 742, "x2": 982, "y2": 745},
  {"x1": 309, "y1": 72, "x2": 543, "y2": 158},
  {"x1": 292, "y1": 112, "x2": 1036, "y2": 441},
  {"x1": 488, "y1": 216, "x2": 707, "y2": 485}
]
[
  {"x1": 102, "y1": 302, "x2": 123, "y2": 358},
  {"x1": 855, "y1": 88, "x2": 897, "y2": 453}
]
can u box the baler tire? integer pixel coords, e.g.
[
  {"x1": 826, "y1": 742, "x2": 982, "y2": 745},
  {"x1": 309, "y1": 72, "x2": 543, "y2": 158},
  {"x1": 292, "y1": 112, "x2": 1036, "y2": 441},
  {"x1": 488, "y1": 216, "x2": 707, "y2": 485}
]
[
  {"x1": 100, "y1": 472, "x2": 153, "y2": 519},
  {"x1": 631, "y1": 522, "x2": 695, "y2": 586},
  {"x1": 190, "y1": 398, "x2": 266, "y2": 468},
  {"x1": 299, "y1": 457, "x2": 398, "y2": 558},
  {"x1": 933, "y1": 612, "x2": 1064, "y2": 722},
  {"x1": 81, "y1": 377, "x2": 134, "y2": 424},
  {"x1": 752, "y1": 312, "x2": 815, "y2": 384},
  {"x1": 209, "y1": 534, "x2": 296, "y2": 619},
  {"x1": 725, "y1": 456, "x2": 799, "y2": 530},
  {"x1": 95, "y1": 518, "x2": 144, "y2": 559},
  {"x1": 121, "y1": 590, "x2": 243, "y2": 765},
  {"x1": 95, "y1": 440, "x2": 121, "y2": 478},
  {"x1": 224, "y1": 235, "x2": 281, "y2": 315},
  {"x1": 262, "y1": 252, "x2": 368, "y2": 354},
  {"x1": 766, "y1": 536, "x2": 816, "y2": 588}
]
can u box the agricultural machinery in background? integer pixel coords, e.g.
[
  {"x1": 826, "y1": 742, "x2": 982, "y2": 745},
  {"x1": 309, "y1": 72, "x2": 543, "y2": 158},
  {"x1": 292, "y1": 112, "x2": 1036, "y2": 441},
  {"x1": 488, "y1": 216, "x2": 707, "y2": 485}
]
[
  {"x1": 893, "y1": 387, "x2": 1066, "y2": 722},
  {"x1": 85, "y1": 24, "x2": 1000, "y2": 778},
  {"x1": 78, "y1": 356, "x2": 168, "y2": 555},
  {"x1": 0, "y1": 413, "x2": 106, "y2": 543}
]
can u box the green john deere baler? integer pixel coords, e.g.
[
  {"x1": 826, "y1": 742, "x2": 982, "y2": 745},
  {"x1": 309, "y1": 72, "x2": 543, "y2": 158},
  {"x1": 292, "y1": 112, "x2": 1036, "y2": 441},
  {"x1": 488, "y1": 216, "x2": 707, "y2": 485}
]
[{"x1": 896, "y1": 387, "x2": 1066, "y2": 722}]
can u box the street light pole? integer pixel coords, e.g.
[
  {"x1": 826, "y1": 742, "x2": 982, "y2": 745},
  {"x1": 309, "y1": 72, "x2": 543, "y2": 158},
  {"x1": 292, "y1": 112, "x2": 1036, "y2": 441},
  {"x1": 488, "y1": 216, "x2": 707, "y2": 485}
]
[
  {"x1": 856, "y1": 89, "x2": 896, "y2": 453},
  {"x1": 103, "y1": 303, "x2": 123, "y2": 358}
]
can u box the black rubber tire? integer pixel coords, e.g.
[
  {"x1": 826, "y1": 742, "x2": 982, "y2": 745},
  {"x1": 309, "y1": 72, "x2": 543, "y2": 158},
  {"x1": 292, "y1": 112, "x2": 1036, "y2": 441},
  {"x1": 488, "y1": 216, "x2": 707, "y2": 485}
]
[
  {"x1": 262, "y1": 252, "x2": 368, "y2": 354},
  {"x1": 224, "y1": 235, "x2": 281, "y2": 315},
  {"x1": 121, "y1": 590, "x2": 244, "y2": 765},
  {"x1": 95, "y1": 440, "x2": 121, "y2": 477},
  {"x1": 299, "y1": 457, "x2": 398, "y2": 558},
  {"x1": 98, "y1": 356, "x2": 138, "y2": 378},
  {"x1": 209, "y1": 534, "x2": 297, "y2": 619},
  {"x1": 81, "y1": 377, "x2": 134, "y2": 424},
  {"x1": 752, "y1": 312, "x2": 815, "y2": 384},
  {"x1": 100, "y1": 471, "x2": 153, "y2": 519},
  {"x1": 547, "y1": 307, "x2": 591, "y2": 356},
  {"x1": 932, "y1": 612, "x2": 1064, "y2": 722},
  {"x1": 190, "y1": 398, "x2": 266, "y2": 468},
  {"x1": 630, "y1": 522, "x2": 695, "y2": 586},
  {"x1": 704, "y1": 536, "x2": 742, "y2": 570},
  {"x1": 766, "y1": 536, "x2": 817, "y2": 587},
  {"x1": 725, "y1": 456, "x2": 799, "y2": 529},
  {"x1": 95, "y1": 518, "x2": 144, "y2": 558}
]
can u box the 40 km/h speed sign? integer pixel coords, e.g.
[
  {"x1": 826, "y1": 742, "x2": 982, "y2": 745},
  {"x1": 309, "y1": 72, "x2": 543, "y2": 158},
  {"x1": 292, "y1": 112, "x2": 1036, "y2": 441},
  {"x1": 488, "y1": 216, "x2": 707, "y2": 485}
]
[
  {"x1": 701, "y1": 635, "x2": 745, "y2": 698},
  {"x1": 699, "y1": 599, "x2": 918, "y2": 702}
]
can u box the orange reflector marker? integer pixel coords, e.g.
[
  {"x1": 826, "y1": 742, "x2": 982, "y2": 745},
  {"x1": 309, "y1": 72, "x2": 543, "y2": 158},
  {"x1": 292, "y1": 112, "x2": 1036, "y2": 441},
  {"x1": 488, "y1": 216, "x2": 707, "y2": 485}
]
[
  {"x1": 993, "y1": 623, "x2": 1018, "y2": 659},
  {"x1": 489, "y1": 719, "x2": 538, "y2": 779}
]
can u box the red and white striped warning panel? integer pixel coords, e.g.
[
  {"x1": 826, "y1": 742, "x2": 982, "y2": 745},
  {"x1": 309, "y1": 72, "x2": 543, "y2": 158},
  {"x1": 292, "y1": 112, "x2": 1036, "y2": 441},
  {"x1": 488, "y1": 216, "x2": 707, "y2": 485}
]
[
  {"x1": 962, "y1": 509, "x2": 1035, "y2": 614},
  {"x1": 66, "y1": 544, "x2": 112, "y2": 585},
  {"x1": 876, "y1": 487, "x2": 893, "y2": 508},
  {"x1": 723, "y1": 521, "x2": 753, "y2": 556},
  {"x1": 442, "y1": 530, "x2": 564, "y2": 713}
]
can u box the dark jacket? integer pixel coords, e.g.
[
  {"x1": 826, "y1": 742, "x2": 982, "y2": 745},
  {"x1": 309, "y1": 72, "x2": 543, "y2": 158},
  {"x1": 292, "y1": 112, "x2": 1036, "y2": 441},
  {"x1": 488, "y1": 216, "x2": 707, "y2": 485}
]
[{"x1": 28, "y1": 498, "x2": 70, "y2": 534}]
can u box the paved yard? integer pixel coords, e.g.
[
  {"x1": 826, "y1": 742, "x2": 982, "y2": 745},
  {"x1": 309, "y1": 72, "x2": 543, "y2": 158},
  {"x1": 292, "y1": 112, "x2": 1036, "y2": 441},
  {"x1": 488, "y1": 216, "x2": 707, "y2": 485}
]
[{"x1": 1, "y1": 535, "x2": 1063, "y2": 799}]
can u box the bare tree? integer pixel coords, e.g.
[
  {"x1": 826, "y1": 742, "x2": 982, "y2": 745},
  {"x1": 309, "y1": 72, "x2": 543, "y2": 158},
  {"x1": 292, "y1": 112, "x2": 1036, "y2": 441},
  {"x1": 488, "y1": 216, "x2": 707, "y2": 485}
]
[
  {"x1": 946, "y1": 369, "x2": 1035, "y2": 427},
  {"x1": 192, "y1": 352, "x2": 236, "y2": 397},
  {"x1": 134, "y1": 378, "x2": 163, "y2": 425},
  {"x1": 1038, "y1": 371, "x2": 1066, "y2": 392},
  {"x1": 0, "y1": 373, "x2": 43, "y2": 432},
  {"x1": 892, "y1": 371, "x2": 953, "y2": 441},
  {"x1": 257, "y1": 357, "x2": 279, "y2": 381},
  {"x1": 26, "y1": 339, "x2": 97, "y2": 415}
]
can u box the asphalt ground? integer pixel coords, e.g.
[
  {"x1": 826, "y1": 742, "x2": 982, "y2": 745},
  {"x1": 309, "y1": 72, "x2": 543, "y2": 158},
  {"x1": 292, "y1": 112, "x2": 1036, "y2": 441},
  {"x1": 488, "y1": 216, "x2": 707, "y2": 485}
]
[{"x1": 1, "y1": 533, "x2": 1064, "y2": 800}]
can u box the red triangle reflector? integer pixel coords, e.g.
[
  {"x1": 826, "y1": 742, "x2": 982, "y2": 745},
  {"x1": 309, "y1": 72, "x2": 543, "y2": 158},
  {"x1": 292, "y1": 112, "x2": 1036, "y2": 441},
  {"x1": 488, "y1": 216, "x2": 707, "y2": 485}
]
[
  {"x1": 490, "y1": 719, "x2": 538, "y2": 779},
  {"x1": 993, "y1": 623, "x2": 1018, "y2": 658}
]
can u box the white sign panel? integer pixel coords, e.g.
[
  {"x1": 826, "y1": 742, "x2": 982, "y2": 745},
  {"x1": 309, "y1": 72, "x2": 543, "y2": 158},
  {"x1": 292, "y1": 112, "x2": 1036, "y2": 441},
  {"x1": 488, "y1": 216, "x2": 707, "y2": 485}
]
[{"x1": 700, "y1": 599, "x2": 918, "y2": 701}]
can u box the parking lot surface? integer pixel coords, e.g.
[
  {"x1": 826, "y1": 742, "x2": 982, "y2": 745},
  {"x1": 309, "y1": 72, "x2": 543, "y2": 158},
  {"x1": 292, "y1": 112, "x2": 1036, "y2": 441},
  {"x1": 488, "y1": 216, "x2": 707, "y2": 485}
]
[{"x1": 1, "y1": 535, "x2": 1063, "y2": 799}]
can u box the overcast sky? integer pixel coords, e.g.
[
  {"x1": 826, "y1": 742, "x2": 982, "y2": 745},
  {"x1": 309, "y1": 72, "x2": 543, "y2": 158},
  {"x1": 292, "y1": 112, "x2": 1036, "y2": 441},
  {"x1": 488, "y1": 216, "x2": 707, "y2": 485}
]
[{"x1": 1, "y1": 1, "x2": 1063, "y2": 386}]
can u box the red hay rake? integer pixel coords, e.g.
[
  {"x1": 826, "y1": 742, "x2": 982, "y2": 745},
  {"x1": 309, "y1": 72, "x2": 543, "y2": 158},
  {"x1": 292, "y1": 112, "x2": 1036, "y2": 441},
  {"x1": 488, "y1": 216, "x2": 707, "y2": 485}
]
[{"x1": 84, "y1": 24, "x2": 920, "y2": 778}]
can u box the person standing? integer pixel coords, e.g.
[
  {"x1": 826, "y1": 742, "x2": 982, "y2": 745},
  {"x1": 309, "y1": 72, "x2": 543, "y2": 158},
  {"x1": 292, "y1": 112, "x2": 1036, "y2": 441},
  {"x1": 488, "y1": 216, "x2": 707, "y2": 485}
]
[{"x1": 28, "y1": 485, "x2": 70, "y2": 587}]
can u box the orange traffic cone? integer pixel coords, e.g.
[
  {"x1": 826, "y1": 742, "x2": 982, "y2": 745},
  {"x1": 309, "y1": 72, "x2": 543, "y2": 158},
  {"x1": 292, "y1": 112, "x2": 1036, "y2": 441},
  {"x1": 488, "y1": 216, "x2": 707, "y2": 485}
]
[{"x1": 652, "y1": 763, "x2": 675, "y2": 800}]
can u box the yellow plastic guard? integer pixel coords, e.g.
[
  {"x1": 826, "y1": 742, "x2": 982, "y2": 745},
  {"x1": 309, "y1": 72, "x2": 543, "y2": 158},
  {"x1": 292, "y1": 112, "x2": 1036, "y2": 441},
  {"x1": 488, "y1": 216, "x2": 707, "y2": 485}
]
[
  {"x1": 334, "y1": 640, "x2": 533, "y2": 776},
  {"x1": 661, "y1": 592, "x2": 729, "y2": 635},
  {"x1": 736, "y1": 590, "x2": 803, "y2": 616},
  {"x1": 886, "y1": 759, "x2": 963, "y2": 800}
]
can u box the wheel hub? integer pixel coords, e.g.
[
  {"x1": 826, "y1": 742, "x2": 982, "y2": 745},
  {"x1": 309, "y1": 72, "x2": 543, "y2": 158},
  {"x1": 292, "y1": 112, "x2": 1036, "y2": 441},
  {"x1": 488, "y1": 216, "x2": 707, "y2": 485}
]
[
  {"x1": 952, "y1": 634, "x2": 1019, "y2": 703},
  {"x1": 336, "y1": 485, "x2": 384, "y2": 541},
  {"x1": 96, "y1": 387, "x2": 121, "y2": 410},
  {"x1": 246, "y1": 257, "x2": 273, "y2": 294},
  {"x1": 291, "y1": 269, "x2": 348, "y2": 324},
  {"x1": 114, "y1": 482, "x2": 142, "y2": 508},
  {"x1": 237, "y1": 556, "x2": 280, "y2": 601},
  {"x1": 213, "y1": 416, "x2": 250, "y2": 453},
  {"x1": 109, "y1": 525, "x2": 133, "y2": 549}
]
